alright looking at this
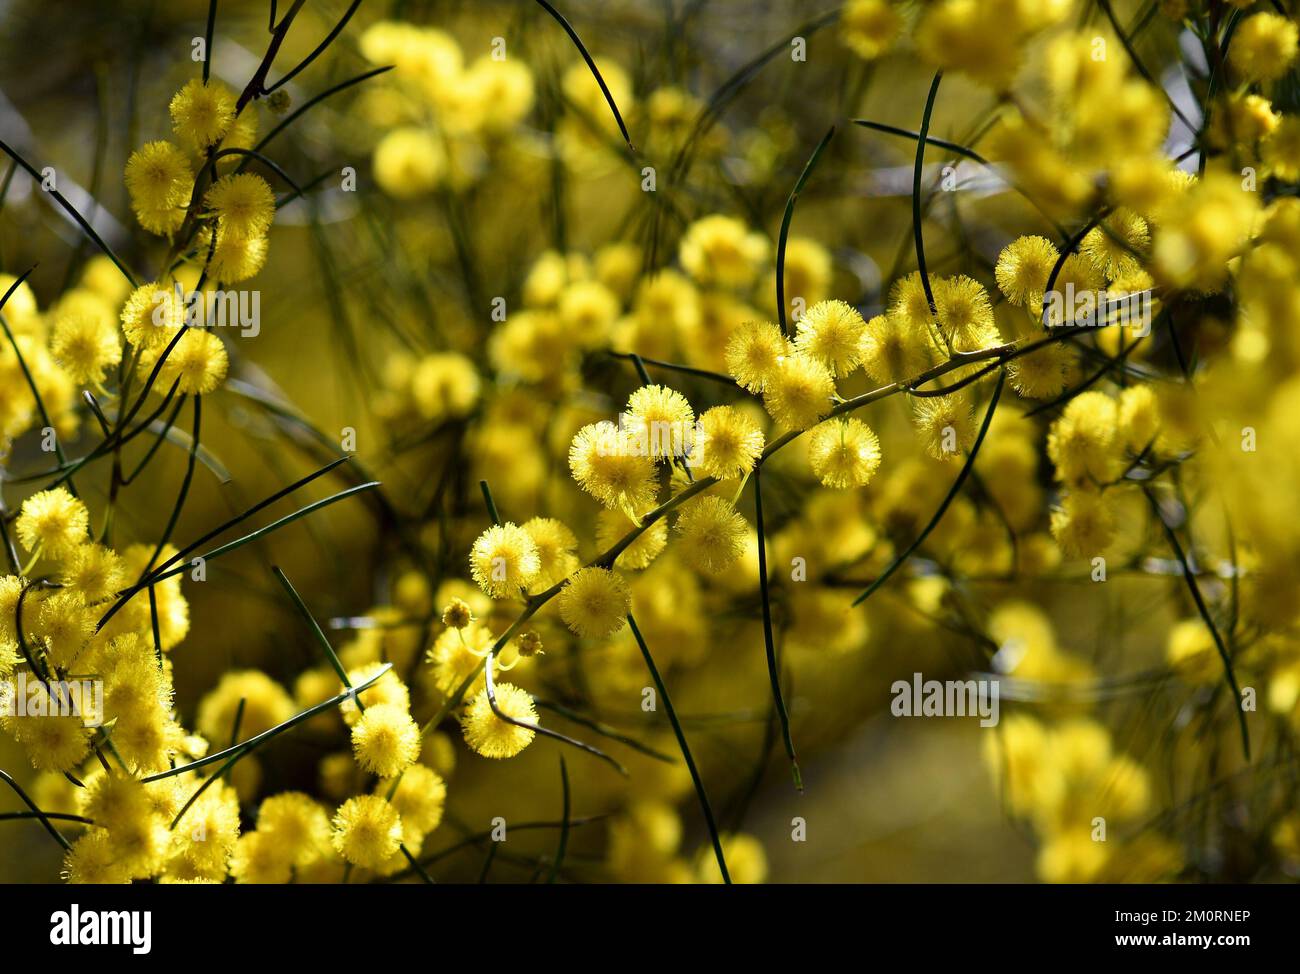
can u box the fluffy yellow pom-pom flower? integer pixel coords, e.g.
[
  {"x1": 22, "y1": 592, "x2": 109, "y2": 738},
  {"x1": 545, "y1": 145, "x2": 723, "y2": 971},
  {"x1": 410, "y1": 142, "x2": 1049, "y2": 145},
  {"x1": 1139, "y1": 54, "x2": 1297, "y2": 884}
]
[
  {"x1": 1118, "y1": 384, "x2": 1160, "y2": 453},
  {"x1": 426, "y1": 622, "x2": 492, "y2": 696},
  {"x1": 469, "y1": 522, "x2": 541, "y2": 598},
  {"x1": 674, "y1": 496, "x2": 748, "y2": 574},
  {"x1": 624, "y1": 384, "x2": 695, "y2": 460},
  {"x1": 761, "y1": 353, "x2": 834, "y2": 430},
  {"x1": 1046, "y1": 391, "x2": 1120, "y2": 483},
  {"x1": 331, "y1": 795, "x2": 404, "y2": 869},
  {"x1": 256, "y1": 792, "x2": 331, "y2": 866},
  {"x1": 934, "y1": 275, "x2": 1000, "y2": 352},
  {"x1": 379, "y1": 764, "x2": 447, "y2": 836},
  {"x1": 1049, "y1": 488, "x2": 1116, "y2": 557},
  {"x1": 62, "y1": 831, "x2": 130, "y2": 885},
  {"x1": 15, "y1": 487, "x2": 88, "y2": 556},
  {"x1": 50, "y1": 311, "x2": 122, "y2": 387},
  {"x1": 137, "y1": 328, "x2": 229, "y2": 395},
  {"x1": 859, "y1": 311, "x2": 938, "y2": 384},
  {"x1": 203, "y1": 173, "x2": 275, "y2": 241},
  {"x1": 568, "y1": 421, "x2": 659, "y2": 513},
  {"x1": 1229, "y1": 12, "x2": 1298, "y2": 83},
  {"x1": 995, "y1": 235, "x2": 1060, "y2": 309},
  {"x1": 461, "y1": 682, "x2": 538, "y2": 759},
  {"x1": 696, "y1": 833, "x2": 768, "y2": 884},
  {"x1": 120, "y1": 282, "x2": 184, "y2": 350},
  {"x1": 169, "y1": 79, "x2": 236, "y2": 149},
  {"x1": 208, "y1": 229, "x2": 269, "y2": 283},
  {"x1": 521, "y1": 516, "x2": 579, "y2": 589},
  {"x1": 794, "y1": 299, "x2": 867, "y2": 375},
  {"x1": 350, "y1": 702, "x2": 421, "y2": 778},
  {"x1": 557, "y1": 566, "x2": 630, "y2": 637},
  {"x1": 230, "y1": 833, "x2": 293, "y2": 884},
  {"x1": 124, "y1": 141, "x2": 192, "y2": 235},
  {"x1": 724, "y1": 320, "x2": 790, "y2": 392},
  {"x1": 912, "y1": 392, "x2": 978, "y2": 461},
  {"x1": 1007, "y1": 342, "x2": 1074, "y2": 400},
  {"x1": 808, "y1": 417, "x2": 882, "y2": 489},
  {"x1": 696, "y1": 405, "x2": 764, "y2": 479},
  {"x1": 678, "y1": 214, "x2": 767, "y2": 289},
  {"x1": 58, "y1": 543, "x2": 125, "y2": 603},
  {"x1": 373, "y1": 127, "x2": 446, "y2": 198}
]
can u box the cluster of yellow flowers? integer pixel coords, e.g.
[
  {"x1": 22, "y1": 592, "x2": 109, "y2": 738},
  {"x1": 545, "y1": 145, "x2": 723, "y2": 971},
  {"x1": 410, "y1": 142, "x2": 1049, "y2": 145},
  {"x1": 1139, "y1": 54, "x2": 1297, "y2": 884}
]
[
  {"x1": 8, "y1": 0, "x2": 1300, "y2": 885},
  {"x1": 357, "y1": 22, "x2": 537, "y2": 197},
  {"x1": 413, "y1": 0, "x2": 1300, "y2": 881}
]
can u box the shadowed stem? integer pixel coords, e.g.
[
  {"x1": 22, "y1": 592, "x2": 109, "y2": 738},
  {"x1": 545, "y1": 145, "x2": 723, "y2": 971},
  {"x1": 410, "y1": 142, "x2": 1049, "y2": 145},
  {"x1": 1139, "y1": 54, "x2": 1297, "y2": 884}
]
[
  {"x1": 626, "y1": 613, "x2": 730, "y2": 884},
  {"x1": 1143, "y1": 486, "x2": 1250, "y2": 761},
  {"x1": 0, "y1": 769, "x2": 72, "y2": 851},
  {"x1": 753, "y1": 465, "x2": 801, "y2": 791}
]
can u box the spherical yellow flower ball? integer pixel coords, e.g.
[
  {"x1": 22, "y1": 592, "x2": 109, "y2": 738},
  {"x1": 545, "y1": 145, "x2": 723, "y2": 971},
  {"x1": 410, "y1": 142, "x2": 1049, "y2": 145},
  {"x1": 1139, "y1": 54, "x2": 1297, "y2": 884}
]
[
  {"x1": 461, "y1": 682, "x2": 538, "y2": 759},
  {"x1": 912, "y1": 391, "x2": 978, "y2": 462},
  {"x1": 230, "y1": 832, "x2": 293, "y2": 884},
  {"x1": 196, "y1": 669, "x2": 294, "y2": 744},
  {"x1": 1046, "y1": 390, "x2": 1121, "y2": 483},
  {"x1": 332, "y1": 795, "x2": 404, "y2": 869},
  {"x1": 1118, "y1": 384, "x2": 1160, "y2": 454},
  {"x1": 204, "y1": 173, "x2": 276, "y2": 242},
  {"x1": 410, "y1": 352, "x2": 480, "y2": 422},
  {"x1": 169, "y1": 79, "x2": 236, "y2": 149},
  {"x1": 1229, "y1": 12, "x2": 1299, "y2": 83},
  {"x1": 9, "y1": 698, "x2": 91, "y2": 772},
  {"x1": 256, "y1": 792, "x2": 332, "y2": 866},
  {"x1": 521, "y1": 517, "x2": 579, "y2": 589},
  {"x1": 350, "y1": 702, "x2": 421, "y2": 778},
  {"x1": 794, "y1": 299, "x2": 867, "y2": 376},
  {"x1": 209, "y1": 229, "x2": 268, "y2": 283},
  {"x1": 1049, "y1": 488, "x2": 1116, "y2": 557},
  {"x1": 995, "y1": 235, "x2": 1060, "y2": 309},
  {"x1": 724, "y1": 320, "x2": 789, "y2": 393},
  {"x1": 426, "y1": 621, "x2": 492, "y2": 697},
  {"x1": 341, "y1": 663, "x2": 411, "y2": 725},
  {"x1": 860, "y1": 311, "x2": 937, "y2": 384},
  {"x1": 1036, "y1": 828, "x2": 1109, "y2": 883},
  {"x1": 50, "y1": 311, "x2": 122, "y2": 387},
  {"x1": 934, "y1": 275, "x2": 999, "y2": 352},
  {"x1": 465, "y1": 56, "x2": 536, "y2": 133},
  {"x1": 696, "y1": 405, "x2": 764, "y2": 480},
  {"x1": 557, "y1": 566, "x2": 630, "y2": 638},
  {"x1": 119, "y1": 281, "x2": 183, "y2": 350},
  {"x1": 841, "y1": 0, "x2": 903, "y2": 60},
  {"x1": 679, "y1": 215, "x2": 767, "y2": 290},
  {"x1": 469, "y1": 522, "x2": 541, "y2": 599},
  {"x1": 625, "y1": 384, "x2": 695, "y2": 461},
  {"x1": 373, "y1": 127, "x2": 446, "y2": 198},
  {"x1": 1007, "y1": 342, "x2": 1074, "y2": 401},
  {"x1": 568, "y1": 421, "x2": 659, "y2": 513},
  {"x1": 124, "y1": 141, "x2": 192, "y2": 236},
  {"x1": 379, "y1": 763, "x2": 447, "y2": 837},
  {"x1": 807, "y1": 417, "x2": 882, "y2": 489},
  {"x1": 674, "y1": 496, "x2": 748, "y2": 574},
  {"x1": 762, "y1": 353, "x2": 834, "y2": 430},
  {"x1": 62, "y1": 831, "x2": 130, "y2": 885},
  {"x1": 15, "y1": 487, "x2": 88, "y2": 556},
  {"x1": 139, "y1": 327, "x2": 228, "y2": 395}
]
